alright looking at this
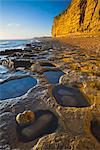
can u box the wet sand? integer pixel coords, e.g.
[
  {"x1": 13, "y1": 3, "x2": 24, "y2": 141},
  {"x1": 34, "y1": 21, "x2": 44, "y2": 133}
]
[{"x1": 60, "y1": 36, "x2": 100, "y2": 53}]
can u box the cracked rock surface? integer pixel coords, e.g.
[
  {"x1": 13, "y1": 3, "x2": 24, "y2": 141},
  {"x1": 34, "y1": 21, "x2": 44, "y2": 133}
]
[{"x1": 0, "y1": 37, "x2": 100, "y2": 149}]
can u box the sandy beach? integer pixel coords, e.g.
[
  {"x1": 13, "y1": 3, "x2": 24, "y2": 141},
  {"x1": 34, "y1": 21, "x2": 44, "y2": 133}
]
[{"x1": 60, "y1": 36, "x2": 100, "y2": 53}]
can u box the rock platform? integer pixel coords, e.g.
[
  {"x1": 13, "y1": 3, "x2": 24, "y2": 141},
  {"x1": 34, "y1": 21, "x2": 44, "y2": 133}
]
[{"x1": 0, "y1": 37, "x2": 100, "y2": 149}]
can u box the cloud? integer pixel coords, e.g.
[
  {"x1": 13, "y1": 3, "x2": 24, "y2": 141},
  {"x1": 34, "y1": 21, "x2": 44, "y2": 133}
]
[
  {"x1": 7, "y1": 23, "x2": 13, "y2": 26},
  {"x1": 7, "y1": 23, "x2": 20, "y2": 27},
  {"x1": 16, "y1": 23, "x2": 20, "y2": 26}
]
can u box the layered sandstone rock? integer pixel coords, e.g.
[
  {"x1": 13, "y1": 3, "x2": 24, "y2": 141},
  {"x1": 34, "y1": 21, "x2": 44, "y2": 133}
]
[{"x1": 52, "y1": 0, "x2": 100, "y2": 37}]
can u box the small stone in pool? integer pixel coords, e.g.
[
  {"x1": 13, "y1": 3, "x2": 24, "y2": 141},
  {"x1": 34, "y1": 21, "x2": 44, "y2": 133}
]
[{"x1": 16, "y1": 110, "x2": 35, "y2": 127}]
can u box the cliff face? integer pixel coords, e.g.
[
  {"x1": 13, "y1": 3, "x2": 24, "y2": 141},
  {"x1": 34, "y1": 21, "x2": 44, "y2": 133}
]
[{"x1": 52, "y1": 0, "x2": 100, "y2": 37}]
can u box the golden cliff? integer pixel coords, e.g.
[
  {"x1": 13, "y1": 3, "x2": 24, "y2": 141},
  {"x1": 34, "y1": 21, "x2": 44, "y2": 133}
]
[{"x1": 52, "y1": 0, "x2": 100, "y2": 37}]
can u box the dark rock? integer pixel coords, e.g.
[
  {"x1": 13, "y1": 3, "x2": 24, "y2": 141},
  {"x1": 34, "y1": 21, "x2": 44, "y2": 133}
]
[
  {"x1": 0, "y1": 49, "x2": 22, "y2": 56},
  {"x1": 21, "y1": 53, "x2": 35, "y2": 59},
  {"x1": 91, "y1": 119, "x2": 100, "y2": 142},
  {"x1": 26, "y1": 44, "x2": 32, "y2": 47},
  {"x1": 39, "y1": 61, "x2": 56, "y2": 68},
  {"x1": 13, "y1": 60, "x2": 32, "y2": 69}
]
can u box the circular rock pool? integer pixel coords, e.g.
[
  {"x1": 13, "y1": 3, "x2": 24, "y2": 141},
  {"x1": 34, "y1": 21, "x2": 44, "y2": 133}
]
[
  {"x1": 17, "y1": 110, "x2": 58, "y2": 142},
  {"x1": 52, "y1": 85, "x2": 90, "y2": 108},
  {"x1": 0, "y1": 76, "x2": 37, "y2": 100},
  {"x1": 43, "y1": 70, "x2": 64, "y2": 84}
]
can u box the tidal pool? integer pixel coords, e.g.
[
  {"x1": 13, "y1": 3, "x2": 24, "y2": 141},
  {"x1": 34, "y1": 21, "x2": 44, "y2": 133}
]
[
  {"x1": 0, "y1": 76, "x2": 37, "y2": 100},
  {"x1": 52, "y1": 85, "x2": 90, "y2": 107},
  {"x1": 43, "y1": 70, "x2": 64, "y2": 84},
  {"x1": 17, "y1": 110, "x2": 58, "y2": 142},
  {"x1": 0, "y1": 65, "x2": 8, "y2": 74}
]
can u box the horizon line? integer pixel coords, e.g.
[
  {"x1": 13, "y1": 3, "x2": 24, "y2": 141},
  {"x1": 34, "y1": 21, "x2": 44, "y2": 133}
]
[{"x1": 0, "y1": 36, "x2": 51, "y2": 40}]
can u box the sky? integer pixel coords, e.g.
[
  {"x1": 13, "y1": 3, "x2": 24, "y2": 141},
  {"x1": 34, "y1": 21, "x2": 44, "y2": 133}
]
[{"x1": 0, "y1": 0, "x2": 71, "y2": 39}]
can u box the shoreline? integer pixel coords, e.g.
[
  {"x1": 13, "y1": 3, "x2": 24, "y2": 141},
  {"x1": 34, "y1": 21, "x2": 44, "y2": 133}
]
[
  {"x1": 0, "y1": 38, "x2": 40, "y2": 52},
  {"x1": 1, "y1": 35, "x2": 100, "y2": 53}
]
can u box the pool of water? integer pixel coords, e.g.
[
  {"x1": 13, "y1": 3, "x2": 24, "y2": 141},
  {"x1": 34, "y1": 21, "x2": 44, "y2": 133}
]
[
  {"x1": 0, "y1": 65, "x2": 8, "y2": 74},
  {"x1": 43, "y1": 70, "x2": 64, "y2": 84},
  {"x1": 17, "y1": 110, "x2": 58, "y2": 142},
  {"x1": 52, "y1": 85, "x2": 90, "y2": 107},
  {"x1": 0, "y1": 55, "x2": 8, "y2": 60},
  {"x1": 0, "y1": 76, "x2": 37, "y2": 100}
]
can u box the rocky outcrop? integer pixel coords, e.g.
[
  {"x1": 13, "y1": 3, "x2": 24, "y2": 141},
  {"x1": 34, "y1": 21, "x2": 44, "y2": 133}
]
[{"x1": 52, "y1": 0, "x2": 100, "y2": 37}]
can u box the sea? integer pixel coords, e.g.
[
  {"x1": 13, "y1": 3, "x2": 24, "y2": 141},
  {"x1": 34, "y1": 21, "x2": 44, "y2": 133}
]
[
  {"x1": 0, "y1": 38, "x2": 40, "y2": 82},
  {"x1": 0, "y1": 39, "x2": 39, "y2": 51}
]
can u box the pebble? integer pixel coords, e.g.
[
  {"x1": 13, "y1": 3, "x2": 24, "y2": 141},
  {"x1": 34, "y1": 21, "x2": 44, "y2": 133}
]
[{"x1": 16, "y1": 110, "x2": 35, "y2": 126}]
